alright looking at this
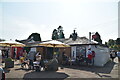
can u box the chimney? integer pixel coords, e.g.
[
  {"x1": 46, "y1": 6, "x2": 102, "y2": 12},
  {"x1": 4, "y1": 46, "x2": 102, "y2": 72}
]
[{"x1": 89, "y1": 32, "x2": 91, "y2": 43}]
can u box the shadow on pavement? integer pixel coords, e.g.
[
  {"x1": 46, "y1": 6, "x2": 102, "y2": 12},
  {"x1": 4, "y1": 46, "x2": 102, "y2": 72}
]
[
  {"x1": 64, "y1": 60, "x2": 117, "y2": 74},
  {"x1": 23, "y1": 71, "x2": 69, "y2": 79}
]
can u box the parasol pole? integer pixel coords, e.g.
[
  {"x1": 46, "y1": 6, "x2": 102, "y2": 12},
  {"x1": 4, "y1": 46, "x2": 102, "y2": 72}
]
[
  {"x1": 9, "y1": 45, "x2": 11, "y2": 58},
  {"x1": 53, "y1": 44, "x2": 55, "y2": 58},
  {"x1": 46, "y1": 47, "x2": 47, "y2": 59},
  {"x1": 10, "y1": 45, "x2": 12, "y2": 59}
]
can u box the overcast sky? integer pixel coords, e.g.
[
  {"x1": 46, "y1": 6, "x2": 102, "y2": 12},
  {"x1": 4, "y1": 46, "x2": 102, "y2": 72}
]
[{"x1": 0, "y1": 0, "x2": 119, "y2": 43}]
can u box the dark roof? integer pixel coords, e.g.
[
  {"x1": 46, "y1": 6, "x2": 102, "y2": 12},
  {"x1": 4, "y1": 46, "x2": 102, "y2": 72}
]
[
  {"x1": 57, "y1": 37, "x2": 98, "y2": 45},
  {"x1": 16, "y1": 38, "x2": 32, "y2": 44}
]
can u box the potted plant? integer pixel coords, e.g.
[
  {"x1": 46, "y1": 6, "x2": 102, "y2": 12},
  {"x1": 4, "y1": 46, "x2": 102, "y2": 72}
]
[{"x1": 5, "y1": 57, "x2": 14, "y2": 68}]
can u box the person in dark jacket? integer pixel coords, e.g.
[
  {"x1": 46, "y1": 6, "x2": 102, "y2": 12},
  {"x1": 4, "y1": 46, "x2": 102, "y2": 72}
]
[
  {"x1": 110, "y1": 50, "x2": 116, "y2": 62},
  {"x1": 39, "y1": 57, "x2": 45, "y2": 68},
  {"x1": 27, "y1": 51, "x2": 36, "y2": 70}
]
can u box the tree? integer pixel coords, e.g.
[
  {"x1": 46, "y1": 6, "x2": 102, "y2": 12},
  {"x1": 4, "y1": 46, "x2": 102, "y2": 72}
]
[
  {"x1": 52, "y1": 29, "x2": 58, "y2": 40},
  {"x1": 61, "y1": 32, "x2": 65, "y2": 39},
  {"x1": 69, "y1": 30, "x2": 78, "y2": 41},
  {"x1": 28, "y1": 33, "x2": 41, "y2": 41},
  {"x1": 69, "y1": 34, "x2": 72, "y2": 38},
  {"x1": 112, "y1": 45, "x2": 120, "y2": 51},
  {"x1": 107, "y1": 39, "x2": 115, "y2": 47},
  {"x1": 105, "y1": 42, "x2": 108, "y2": 46},
  {"x1": 116, "y1": 38, "x2": 120, "y2": 45},
  {"x1": 92, "y1": 32, "x2": 102, "y2": 44},
  {"x1": 115, "y1": 38, "x2": 120, "y2": 51},
  {"x1": 52, "y1": 26, "x2": 65, "y2": 40},
  {"x1": 0, "y1": 38, "x2": 5, "y2": 42},
  {"x1": 57, "y1": 26, "x2": 65, "y2": 39},
  {"x1": 106, "y1": 38, "x2": 120, "y2": 51}
]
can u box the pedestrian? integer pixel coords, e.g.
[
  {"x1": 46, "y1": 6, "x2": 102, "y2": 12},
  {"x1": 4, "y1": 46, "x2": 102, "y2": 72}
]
[
  {"x1": 5, "y1": 49, "x2": 9, "y2": 58},
  {"x1": 36, "y1": 51, "x2": 41, "y2": 61},
  {"x1": 13, "y1": 48, "x2": 16, "y2": 59},
  {"x1": 39, "y1": 57, "x2": 45, "y2": 71},
  {"x1": 62, "y1": 53, "x2": 68, "y2": 65},
  {"x1": 27, "y1": 51, "x2": 36, "y2": 70},
  {"x1": 110, "y1": 50, "x2": 116, "y2": 62},
  {"x1": 23, "y1": 50, "x2": 27, "y2": 60},
  {"x1": 117, "y1": 50, "x2": 120, "y2": 63},
  {"x1": 91, "y1": 51, "x2": 96, "y2": 65},
  {"x1": 87, "y1": 53, "x2": 93, "y2": 65},
  {"x1": 20, "y1": 56, "x2": 29, "y2": 69},
  {"x1": 13, "y1": 48, "x2": 17, "y2": 61},
  {"x1": 86, "y1": 48, "x2": 92, "y2": 57},
  {"x1": 86, "y1": 48, "x2": 92, "y2": 65}
]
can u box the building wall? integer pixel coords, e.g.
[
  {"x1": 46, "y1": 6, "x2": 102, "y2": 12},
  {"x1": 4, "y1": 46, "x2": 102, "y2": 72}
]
[
  {"x1": 70, "y1": 45, "x2": 110, "y2": 67},
  {"x1": 71, "y1": 46, "x2": 76, "y2": 59},
  {"x1": 86, "y1": 45, "x2": 110, "y2": 66}
]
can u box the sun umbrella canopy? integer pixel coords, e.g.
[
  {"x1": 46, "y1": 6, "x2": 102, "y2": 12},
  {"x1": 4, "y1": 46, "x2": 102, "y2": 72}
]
[
  {"x1": 0, "y1": 40, "x2": 25, "y2": 47},
  {"x1": 34, "y1": 40, "x2": 70, "y2": 47}
]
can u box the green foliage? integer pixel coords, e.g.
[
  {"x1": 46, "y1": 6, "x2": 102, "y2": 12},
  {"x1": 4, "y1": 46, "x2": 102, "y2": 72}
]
[
  {"x1": 5, "y1": 58, "x2": 13, "y2": 62},
  {"x1": 106, "y1": 38, "x2": 120, "y2": 51},
  {"x1": 0, "y1": 38, "x2": 5, "y2": 42},
  {"x1": 28, "y1": 33, "x2": 41, "y2": 41},
  {"x1": 116, "y1": 38, "x2": 120, "y2": 45},
  {"x1": 112, "y1": 45, "x2": 120, "y2": 51},
  {"x1": 105, "y1": 42, "x2": 107, "y2": 46},
  {"x1": 69, "y1": 34, "x2": 72, "y2": 38},
  {"x1": 93, "y1": 32, "x2": 102, "y2": 44},
  {"x1": 52, "y1": 26, "x2": 65, "y2": 40},
  {"x1": 52, "y1": 29, "x2": 58, "y2": 40},
  {"x1": 69, "y1": 30, "x2": 77, "y2": 41},
  {"x1": 57, "y1": 26, "x2": 65, "y2": 39},
  {"x1": 59, "y1": 32, "x2": 65, "y2": 39},
  {"x1": 107, "y1": 39, "x2": 115, "y2": 46}
]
